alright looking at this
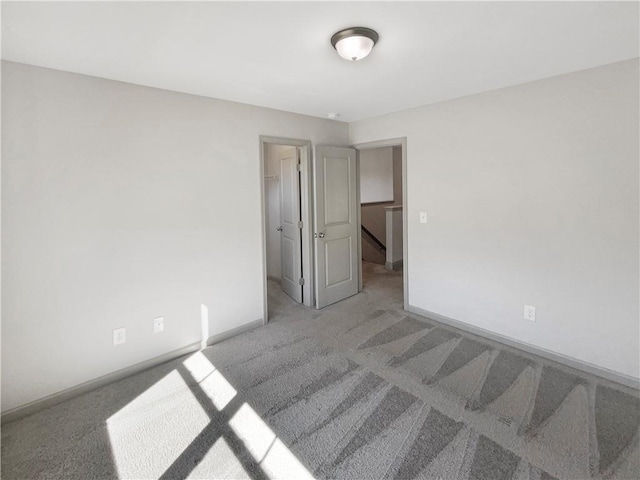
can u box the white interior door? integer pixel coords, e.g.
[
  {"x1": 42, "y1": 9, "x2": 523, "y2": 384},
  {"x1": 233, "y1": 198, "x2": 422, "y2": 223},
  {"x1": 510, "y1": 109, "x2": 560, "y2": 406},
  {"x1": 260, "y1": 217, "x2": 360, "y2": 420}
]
[
  {"x1": 313, "y1": 146, "x2": 359, "y2": 308},
  {"x1": 279, "y1": 146, "x2": 303, "y2": 303}
]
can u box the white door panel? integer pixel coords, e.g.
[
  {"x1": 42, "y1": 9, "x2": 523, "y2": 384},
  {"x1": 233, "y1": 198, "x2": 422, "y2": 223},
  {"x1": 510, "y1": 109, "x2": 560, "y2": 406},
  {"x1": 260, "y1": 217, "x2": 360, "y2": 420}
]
[
  {"x1": 314, "y1": 146, "x2": 359, "y2": 308},
  {"x1": 279, "y1": 147, "x2": 303, "y2": 303}
]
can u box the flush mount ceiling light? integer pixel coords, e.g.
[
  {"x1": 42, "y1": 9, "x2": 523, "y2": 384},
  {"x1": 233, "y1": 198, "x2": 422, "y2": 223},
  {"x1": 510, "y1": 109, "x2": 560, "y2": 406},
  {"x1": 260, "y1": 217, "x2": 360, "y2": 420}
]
[{"x1": 331, "y1": 27, "x2": 379, "y2": 61}]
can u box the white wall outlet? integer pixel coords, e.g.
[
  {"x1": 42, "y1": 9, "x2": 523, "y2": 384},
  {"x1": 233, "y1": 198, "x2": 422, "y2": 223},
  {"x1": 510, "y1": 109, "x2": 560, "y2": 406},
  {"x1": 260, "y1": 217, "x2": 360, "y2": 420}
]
[
  {"x1": 419, "y1": 211, "x2": 428, "y2": 224},
  {"x1": 524, "y1": 305, "x2": 536, "y2": 322},
  {"x1": 113, "y1": 327, "x2": 126, "y2": 345},
  {"x1": 153, "y1": 317, "x2": 164, "y2": 333}
]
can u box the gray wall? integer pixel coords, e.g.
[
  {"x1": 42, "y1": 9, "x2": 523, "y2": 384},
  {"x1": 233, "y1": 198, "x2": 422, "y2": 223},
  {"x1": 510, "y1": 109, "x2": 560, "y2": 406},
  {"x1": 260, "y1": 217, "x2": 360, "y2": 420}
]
[
  {"x1": 1, "y1": 62, "x2": 348, "y2": 412},
  {"x1": 360, "y1": 146, "x2": 393, "y2": 203},
  {"x1": 350, "y1": 59, "x2": 640, "y2": 380},
  {"x1": 392, "y1": 146, "x2": 402, "y2": 205},
  {"x1": 3, "y1": 58, "x2": 638, "y2": 414}
]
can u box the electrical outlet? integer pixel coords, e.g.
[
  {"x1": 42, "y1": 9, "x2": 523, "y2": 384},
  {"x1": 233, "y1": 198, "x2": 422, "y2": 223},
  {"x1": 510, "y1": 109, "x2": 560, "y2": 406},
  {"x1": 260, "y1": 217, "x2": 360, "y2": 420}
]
[
  {"x1": 113, "y1": 327, "x2": 126, "y2": 345},
  {"x1": 524, "y1": 305, "x2": 536, "y2": 322},
  {"x1": 420, "y1": 211, "x2": 428, "y2": 224},
  {"x1": 153, "y1": 317, "x2": 164, "y2": 333}
]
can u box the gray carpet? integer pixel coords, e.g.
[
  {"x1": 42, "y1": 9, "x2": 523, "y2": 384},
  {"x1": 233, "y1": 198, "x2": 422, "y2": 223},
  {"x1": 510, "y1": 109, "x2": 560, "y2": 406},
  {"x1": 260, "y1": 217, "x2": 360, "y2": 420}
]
[{"x1": 2, "y1": 262, "x2": 639, "y2": 479}]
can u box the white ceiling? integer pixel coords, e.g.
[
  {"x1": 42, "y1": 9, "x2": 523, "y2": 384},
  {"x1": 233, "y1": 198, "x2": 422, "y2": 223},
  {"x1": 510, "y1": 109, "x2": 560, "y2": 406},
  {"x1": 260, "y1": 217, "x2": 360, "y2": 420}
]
[{"x1": 2, "y1": 1, "x2": 638, "y2": 122}]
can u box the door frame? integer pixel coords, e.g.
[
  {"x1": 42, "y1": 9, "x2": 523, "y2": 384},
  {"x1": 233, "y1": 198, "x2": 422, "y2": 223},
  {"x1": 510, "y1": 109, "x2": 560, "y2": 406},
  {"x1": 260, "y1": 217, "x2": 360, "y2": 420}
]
[
  {"x1": 259, "y1": 136, "x2": 314, "y2": 324},
  {"x1": 352, "y1": 137, "x2": 409, "y2": 310}
]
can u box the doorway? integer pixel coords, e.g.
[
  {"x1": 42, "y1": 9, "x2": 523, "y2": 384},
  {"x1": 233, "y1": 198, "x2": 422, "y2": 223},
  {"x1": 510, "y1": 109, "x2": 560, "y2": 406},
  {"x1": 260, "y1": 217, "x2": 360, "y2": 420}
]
[
  {"x1": 355, "y1": 138, "x2": 408, "y2": 310},
  {"x1": 260, "y1": 137, "x2": 314, "y2": 324},
  {"x1": 260, "y1": 137, "x2": 408, "y2": 323}
]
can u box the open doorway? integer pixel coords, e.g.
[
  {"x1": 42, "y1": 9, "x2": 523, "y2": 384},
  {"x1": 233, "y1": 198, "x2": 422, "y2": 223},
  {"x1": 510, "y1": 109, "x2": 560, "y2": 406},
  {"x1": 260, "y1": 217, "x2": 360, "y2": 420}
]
[
  {"x1": 355, "y1": 139, "x2": 407, "y2": 310},
  {"x1": 260, "y1": 137, "x2": 314, "y2": 324},
  {"x1": 260, "y1": 137, "x2": 408, "y2": 323}
]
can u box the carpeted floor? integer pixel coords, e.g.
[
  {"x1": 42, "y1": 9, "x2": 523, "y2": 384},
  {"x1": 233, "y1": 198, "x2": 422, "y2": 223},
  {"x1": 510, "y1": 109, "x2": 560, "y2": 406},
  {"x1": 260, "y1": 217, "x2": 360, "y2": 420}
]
[{"x1": 2, "y1": 262, "x2": 639, "y2": 479}]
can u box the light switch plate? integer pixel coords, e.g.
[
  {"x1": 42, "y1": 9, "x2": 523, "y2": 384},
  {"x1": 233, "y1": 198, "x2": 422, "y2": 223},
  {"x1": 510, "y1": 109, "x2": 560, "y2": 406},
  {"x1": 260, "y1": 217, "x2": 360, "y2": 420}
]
[{"x1": 420, "y1": 212, "x2": 428, "y2": 224}]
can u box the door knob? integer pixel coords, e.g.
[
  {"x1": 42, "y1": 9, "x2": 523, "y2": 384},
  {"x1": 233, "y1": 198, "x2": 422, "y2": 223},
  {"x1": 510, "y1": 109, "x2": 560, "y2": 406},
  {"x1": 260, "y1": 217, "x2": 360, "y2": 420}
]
[
  {"x1": 276, "y1": 226, "x2": 283, "y2": 232},
  {"x1": 318, "y1": 232, "x2": 325, "y2": 238}
]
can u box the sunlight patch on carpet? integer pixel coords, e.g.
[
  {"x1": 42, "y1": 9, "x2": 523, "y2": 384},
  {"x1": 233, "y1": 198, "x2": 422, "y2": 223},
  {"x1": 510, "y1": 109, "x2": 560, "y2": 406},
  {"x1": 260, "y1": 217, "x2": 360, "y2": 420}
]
[
  {"x1": 188, "y1": 437, "x2": 251, "y2": 479},
  {"x1": 200, "y1": 370, "x2": 237, "y2": 410},
  {"x1": 261, "y1": 438, "x2": 315, "y2": 479},
  {"x1": 183, "y1": 351, "x2": 216, "y2": 381},
  {"x1": 229, "y1": 403, "x2": 276, "y2": 460},
  {"x1": 106, "y1": 370, "x2": 210, "y2": 478},
  {"x1": 229, "y1": 402, "x2": 314, "y2": 479}
]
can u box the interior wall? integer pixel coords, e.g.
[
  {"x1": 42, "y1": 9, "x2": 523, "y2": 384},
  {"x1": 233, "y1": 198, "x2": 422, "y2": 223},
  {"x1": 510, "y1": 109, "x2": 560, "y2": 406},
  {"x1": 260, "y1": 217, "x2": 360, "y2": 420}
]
[
  {"x1": 361, "y1": 205, "x2": 388, "y2": 249},
  {"x1": 360, "y1": 147, "x2": 393, "y2": 203},
  {"x1": 350, "y1": 59, "x2": 640, "y2": 379},
  {"x1": 385, "y1": 207, "x2": 403, "y2": 267},
  {"x1": 1, "y1": 61, "x2": 349, "y2": 412},
  {"x1": 392, "y1": 146, "x2": 402, "y2": 205}
]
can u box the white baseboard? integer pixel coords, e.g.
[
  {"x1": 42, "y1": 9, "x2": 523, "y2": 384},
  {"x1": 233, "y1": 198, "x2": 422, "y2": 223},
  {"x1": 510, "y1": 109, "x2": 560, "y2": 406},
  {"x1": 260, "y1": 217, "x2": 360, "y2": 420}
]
[
  {"x1": 407, "y1": 305, "x2": 640, "y2": 390},
  {"x1": 2, "y1": 318, "x2": 266, "y2": 425},
  {"x1": 206, "y1": 318, "x2": 264, "y2": 346},
  {"x1": 1, "y1": 341, "x2": 202, "y2": 425}
]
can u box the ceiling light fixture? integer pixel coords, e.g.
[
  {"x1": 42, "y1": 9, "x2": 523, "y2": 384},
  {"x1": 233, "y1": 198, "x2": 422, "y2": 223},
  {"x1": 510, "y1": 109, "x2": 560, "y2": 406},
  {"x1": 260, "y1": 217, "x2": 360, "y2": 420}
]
[{"x1": 331, "y1": 27, "x2": 379, "y2": 61}]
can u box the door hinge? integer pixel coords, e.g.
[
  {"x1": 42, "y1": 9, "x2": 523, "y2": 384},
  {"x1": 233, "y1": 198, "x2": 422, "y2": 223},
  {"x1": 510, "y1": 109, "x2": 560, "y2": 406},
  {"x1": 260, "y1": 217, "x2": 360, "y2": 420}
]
[
  {"x1": 298, "y1": 221, "x2": 303, "y2": 229},
  {"x1": 296, "y1": 163, "x2": 301, "y2": 172},
  {"x1": 298, "y1": 278, "x2": 305, "y2": 285}
]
